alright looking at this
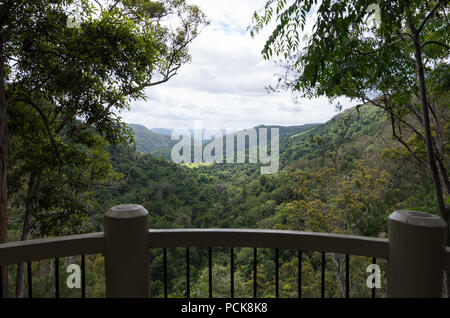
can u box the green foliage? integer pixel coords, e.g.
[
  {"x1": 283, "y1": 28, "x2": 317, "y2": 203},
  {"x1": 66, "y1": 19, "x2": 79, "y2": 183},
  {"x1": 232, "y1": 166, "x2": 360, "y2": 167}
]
[
  {"x1": 4, "y1": 0, "x2": 208, "y2": 236},
  {"x1": 5, "y1": 101, "x2": 440, "y2": 298},
  {"x1": 4, "y1": 0, "x2": 447, "y2": 298},
  {"x1": 249, "y1": 0, "x2": 450, "y2": 232},
  {"x1": 281, "y1": 105, "x2": 387, "y2": 167},
  {"x1": 128, "y1": 124, "x2": 177, "y2": 154},
  {"x1": 85, "y1": 104, "x2": 437, "y2": 298},
  {"x1": 8, "y1": 102, "x2": 119, "y2": 236},
  {"x1": 2, "y1": 0, "x2": 208, "y2": 297},
  {"x1": 251, "y1": 0, "x2": 448, "y2": 101}
]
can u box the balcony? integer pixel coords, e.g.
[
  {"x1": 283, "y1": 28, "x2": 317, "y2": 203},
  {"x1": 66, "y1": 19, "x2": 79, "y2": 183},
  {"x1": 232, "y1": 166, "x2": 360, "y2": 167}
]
[{"x1": 0, "y1": 205, "x2": 449, "y2": 298}]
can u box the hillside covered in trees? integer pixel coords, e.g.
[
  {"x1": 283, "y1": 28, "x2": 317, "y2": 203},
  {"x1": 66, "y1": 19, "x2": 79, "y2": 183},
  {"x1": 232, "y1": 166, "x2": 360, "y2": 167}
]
[
  {"x1": 6, "y1": 103, "x2": 437, "y2": 298},
  {"x1": 4, "y1": 104, "x2": 446, "y2": 298},
  {"x1": 1, "y1": 0, "x2": 448, "y2": 300},
  {"x1": 94, "y1": 104, "x2": 439, "y2": 298},
  {"x1": 127, "y1": 124, "x2": 177, "y2": 155}
]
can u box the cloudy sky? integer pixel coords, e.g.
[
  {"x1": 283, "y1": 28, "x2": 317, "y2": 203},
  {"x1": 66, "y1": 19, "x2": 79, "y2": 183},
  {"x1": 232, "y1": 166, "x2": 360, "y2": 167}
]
[{"x1": 121, "y1": 0, "x2": 357, "y2": 130}]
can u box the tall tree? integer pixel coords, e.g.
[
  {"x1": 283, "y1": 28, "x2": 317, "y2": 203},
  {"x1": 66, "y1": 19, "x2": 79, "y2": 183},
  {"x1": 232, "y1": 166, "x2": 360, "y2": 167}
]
[
  {"x1": 0, "y1": 0, "x2": 207, "y2": 297},
  {"x1": 8, "y1": 100, "x2": 123, "y2": 297},
  {"x1": 250, "y1": 0, "x2": 449, "y2": 292}
]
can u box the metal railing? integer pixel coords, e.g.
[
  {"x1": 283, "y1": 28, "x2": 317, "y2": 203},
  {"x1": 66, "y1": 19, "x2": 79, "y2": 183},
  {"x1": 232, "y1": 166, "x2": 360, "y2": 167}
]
[
  {"x1": 148, "y1": 228, "x2": 389, "y2": 298},
  {"x1": 157, "y1": 247, "x2": 379, "y2": 299},
  {"x1": 0, "y1": 205, "x2": 449, "y2": 298},
  {"x1": 0, "y1": 232, "x2": 103, "y2": 298}
]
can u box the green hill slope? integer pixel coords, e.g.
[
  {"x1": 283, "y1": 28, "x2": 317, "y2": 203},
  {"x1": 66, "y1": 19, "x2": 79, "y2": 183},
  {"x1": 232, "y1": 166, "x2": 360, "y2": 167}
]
[
  {"x1": 281, "y1": 105, "x2": 388, "y2": 167},
  {"x1": 92, "y1": 104, "x2": 437, "y2": 298},
  {"x1": 128, "y1": 124, "x2": 176, "y2": 154}
]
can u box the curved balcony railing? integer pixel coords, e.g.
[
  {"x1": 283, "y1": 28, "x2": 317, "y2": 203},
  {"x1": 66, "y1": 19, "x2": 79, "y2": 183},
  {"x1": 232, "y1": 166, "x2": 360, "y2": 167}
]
[{"x1": 0, "y1": 205, "x2": 449, "y2": 298}]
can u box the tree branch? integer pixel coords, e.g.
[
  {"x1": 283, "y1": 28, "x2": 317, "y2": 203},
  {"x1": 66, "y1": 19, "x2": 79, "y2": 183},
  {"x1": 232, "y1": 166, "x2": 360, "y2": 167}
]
[
  {"x1": 14, "y1": 98, "x2": 64, "y2": 167},
  {"x1": 389, "y1": 113, "x2": 430, "y2": 169},
  {"x1": 420, "y1": 40, "x2": 450, "y2": 50},
  {"x1": 400, "y1": 32, "x2": 414, "y2": 41},
  {"x1": 362, "y1": 95, "x2": 426, "y2": 143},
  {"x1": 417, "y1": 2, "x2": 442, "y2": 34},
  {"x1": 353, "y1": 38, "x2": 404, "y2": 56},
  {"x1": 435, "y1": 151, "x2": 450, "y2": 194}
]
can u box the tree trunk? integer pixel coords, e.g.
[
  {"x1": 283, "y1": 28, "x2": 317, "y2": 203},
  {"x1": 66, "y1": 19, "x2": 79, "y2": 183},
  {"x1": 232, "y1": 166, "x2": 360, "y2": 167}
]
[
  {"x1": 0, "y1": 34, "x2": 9, "y2": 298},
  {"x1": 330, "y1": 253, "x2": 346, "y2": 297},
  {"x1": 411, "y1": 25, "x2": 450, "y2": 296},
  {"x1": 14, "y1": 218, "x2": 32, "y2": 298},
  {"x1": 15, "y1": 173, "x2": 38, "y2": 298}
]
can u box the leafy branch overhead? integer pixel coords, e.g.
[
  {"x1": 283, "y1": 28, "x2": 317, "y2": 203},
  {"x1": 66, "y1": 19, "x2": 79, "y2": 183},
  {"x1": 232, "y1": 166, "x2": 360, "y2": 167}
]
[
  {"x1": 249, "y1": 0, "x2": 450, "y2": 233},
  {"x1": 0, "y1": 0, "x2": 208, "y2": 296},
  {"x1": 5, "y1": 0, "x2": 208, "y2": 146},
  {"x1": 251, "y1": 0, "x2": 448, "y2": 100},
  {"x1": 2, "y1": 0, "x2": 209, "y2": 236}
]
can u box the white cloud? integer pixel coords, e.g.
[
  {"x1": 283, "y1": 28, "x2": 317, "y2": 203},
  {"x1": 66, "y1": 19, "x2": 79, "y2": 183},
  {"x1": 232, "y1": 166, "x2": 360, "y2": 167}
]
[{"x1": 121, "y1": 0, "x2": 357, "y2": 130}]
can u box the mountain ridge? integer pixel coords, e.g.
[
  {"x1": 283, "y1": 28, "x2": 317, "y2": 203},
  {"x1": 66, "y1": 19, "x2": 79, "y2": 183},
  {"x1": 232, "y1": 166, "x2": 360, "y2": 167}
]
[{"x1": 129, "y1": 122, "x2": 321, "y2": 157}]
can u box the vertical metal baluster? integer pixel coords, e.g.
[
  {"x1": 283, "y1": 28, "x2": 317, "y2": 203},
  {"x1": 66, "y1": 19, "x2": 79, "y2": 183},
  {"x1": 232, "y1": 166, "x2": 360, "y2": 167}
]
[
  {"x1": 298, "y1": 251, "x2": 302, "y2": 298},
  {"x1": 163, "y1": 248, "x2": 168, "y2": 299},
  {"x1": 208, "y1": 247, "x2": 212, "y2": 298},
  {"x1": 230, "y1": 247, "x2": 234, "y2": 298},
  {"x1": 0, "y1": 265, "x2": 2, "y2": 298},
  {"x1": 345, "y1": 254, "x2": 350, "y2": 298},
  {"x1": 55, "y1": 258, "x2": 59, "y2": 298},
  {"x1": 81, "y1": 254, "x2": 86, "y2": 298},
  {"x1": 372, "y1": 257, "x2": 376, "y2": 298},
  {"x1": 186, "y1": 247, "x2": 190, "y2": 299},
  {"x1": 27, "y1": 262, "x2": 32, "y2": 298},
  {"x1": 275, "y1": 249, "x2": 279, "y2": 298},
  {"x1": 253, "y1": 248, "x2": 257, "y2": 298},
  {"x1": 148, "y1": 249, "x2": 152, "y2": 299},
  {"x1": 321, "y1": 251, "x2": 325, "y2": 298}
]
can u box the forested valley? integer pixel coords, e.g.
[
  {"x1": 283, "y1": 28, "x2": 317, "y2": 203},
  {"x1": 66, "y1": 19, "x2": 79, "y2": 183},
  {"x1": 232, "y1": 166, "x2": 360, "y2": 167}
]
[
  {"x1": 6, "y1": 104, "x2": 444, "y2": 297},
  {"x1": 1, "y1": 0, "x2": 448, "y2": 299}
]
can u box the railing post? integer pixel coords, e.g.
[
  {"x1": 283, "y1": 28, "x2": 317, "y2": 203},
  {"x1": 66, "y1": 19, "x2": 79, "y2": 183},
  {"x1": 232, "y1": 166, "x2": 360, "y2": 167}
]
[
  {"x1": 387, "y1": 210, "x2": 447, "y2": 297},
  {"x1": 104, "y1": 204, "x2": 149, "y2": 298}
]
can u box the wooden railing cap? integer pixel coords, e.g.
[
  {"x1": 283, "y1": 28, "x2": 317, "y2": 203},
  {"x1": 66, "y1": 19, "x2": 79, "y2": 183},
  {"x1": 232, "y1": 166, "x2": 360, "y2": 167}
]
[
  {"x1": 390, "y1": 210, "x2": 447, "y2": 227},
  {"x1": 105, "y1": 204, "x2": 148, "y2": 219}
]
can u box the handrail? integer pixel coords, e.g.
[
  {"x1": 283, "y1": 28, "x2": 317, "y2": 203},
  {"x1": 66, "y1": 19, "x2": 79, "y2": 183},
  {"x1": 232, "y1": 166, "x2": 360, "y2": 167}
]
[
  {"x1": 1, "y1": 205, "x2": 449, "y2": 298},
  {"x1": 0, "y1": 232, "x2": 104, "y2": 265},
  {"x1": 148, "y1": 229, "x2": 389, "y2": 258},
  {"x1": 1, "y1": 229, "x2": 449, "y2": 271},
  {"x1": 447, "y1": 247, "x2": 450, "y2": 273}
]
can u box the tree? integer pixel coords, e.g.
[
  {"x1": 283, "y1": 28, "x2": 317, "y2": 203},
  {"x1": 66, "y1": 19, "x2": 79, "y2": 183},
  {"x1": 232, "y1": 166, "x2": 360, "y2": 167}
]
[
  {"x1": 250, "y1": 0, "x2": 449, "y2": 293},
  {"x1": 273, "y1": 164, "x2": 391, "y2": 296},
  {"x1": 8, "y1": 101, "x2": 123, "y2": 296},
  {"x1": 0, "y1": 0, "x2": 207, "y2": 297}
]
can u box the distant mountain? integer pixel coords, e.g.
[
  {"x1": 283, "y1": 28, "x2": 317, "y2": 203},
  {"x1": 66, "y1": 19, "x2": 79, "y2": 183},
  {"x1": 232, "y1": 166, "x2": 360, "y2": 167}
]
[
  {"x1": 129, "y1": 122, "x2": 323, "y2": 160},
  {"x1": 151, "y1": 128, "x2": 228, "y2": 141},
  {"x1": 151, "y1": 128, "x2": 173, "y2": 137},
  {"x1": 128, "y1": 124, "x2": 177, "y2": 154},
  {"x1": 216, "y1": 123, "x2": 320, "y2": 153}
]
